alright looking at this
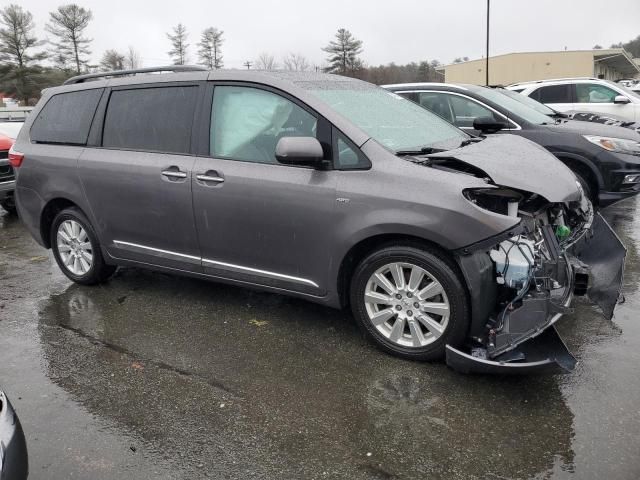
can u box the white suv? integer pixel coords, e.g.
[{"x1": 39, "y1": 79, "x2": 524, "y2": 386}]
[{"x1": 507, "y1": 78, "x2": 640, "y2": 122}]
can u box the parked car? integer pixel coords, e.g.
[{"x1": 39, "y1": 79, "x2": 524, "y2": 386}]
[
  {"x1": 0, "y1": 389, "x2": 28, "y2": 480},
  {"x1": 12, "y1": 67, "x2": 626, "y2": 374},
  {"x1": 506, "y1": 77, "x2": 640, "y2": 122},
  {"x1": 493, "y1": 84, "x2": 640, "y2": 133},
  {"x1": 0, "y1": 133, "x2": 17, "y2": 214},
  {"x1": 0, "y1": 121, "x2": 23, "y2": 214},
  {"x1": 384, "y1": 82, "x2": 640, "y2": 207}
]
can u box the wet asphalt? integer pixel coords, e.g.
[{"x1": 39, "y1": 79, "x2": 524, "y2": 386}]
[{"x1": 1, "y1": 199, "x2": 639, "y2": 480}]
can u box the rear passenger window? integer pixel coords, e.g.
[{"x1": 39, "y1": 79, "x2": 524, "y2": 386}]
[
  {"x1": 102, "y1": 86, "x2": 198, "y2": 154},
  {"x1": 532, "y1": 85, "x2": 571, "y2": 104},
  {"x1": 30, "y1": 89, "x2": 102, "y2": 145}
]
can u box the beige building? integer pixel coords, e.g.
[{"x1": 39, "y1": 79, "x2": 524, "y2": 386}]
[{"x1": 438, "y1": 49, "x2": 640, "y2": 86}]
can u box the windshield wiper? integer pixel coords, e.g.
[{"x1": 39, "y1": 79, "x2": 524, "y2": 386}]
[
  {"x1": 459, "y1": 137, "x2": 484, "y2": 148},
  {"x1": 396, "y1": 146, "x2": 446, "y2": 156},
  {"x1": 547, "y1": 111, "x2": 568, "y2": 119}
]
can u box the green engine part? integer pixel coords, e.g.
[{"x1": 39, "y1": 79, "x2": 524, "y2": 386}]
[{"x1": 555, "y1": 225, "x2": 571, "y2": 240}]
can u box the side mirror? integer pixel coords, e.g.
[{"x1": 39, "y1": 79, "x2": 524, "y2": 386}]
[
  {"x1": 614, "y1": 95, "x2": 631, "y2": 104},
  {"x1": 275, "y1": 136, "x2": 325, "y2": 167},
  {"x1": 472, "y1": 116, "x2": 509, "y2": 134}
]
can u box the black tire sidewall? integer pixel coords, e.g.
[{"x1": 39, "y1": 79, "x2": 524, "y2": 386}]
[
  {"x1": 50, "y1": 208, "x2": 111, "y2": 285},
  {"x1": 350, "y1": 246, "x2": 469, "y2": 361}
]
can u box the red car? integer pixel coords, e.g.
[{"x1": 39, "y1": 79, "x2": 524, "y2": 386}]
[{"x1": 0, "y1": 123, "x2": 21, "y2": 214}]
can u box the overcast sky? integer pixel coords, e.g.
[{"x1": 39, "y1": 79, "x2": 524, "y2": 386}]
[{"x1": 17, "y1": 0, "x2": 640, "y2": 69}]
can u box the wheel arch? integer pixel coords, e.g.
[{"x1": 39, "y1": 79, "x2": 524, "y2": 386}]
[
  {"x1": 335, "y1": 233, "x2": 466, "y2": 309},
  {"x1": 552, "y1": 152, "x2": 602, "y2": 201},
  {"x1": 40, "y1": 198, "x2": 86, "y2": 249}
]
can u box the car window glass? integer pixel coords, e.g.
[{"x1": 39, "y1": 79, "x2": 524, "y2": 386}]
[
  {"x1": 415, "y1": 92, "x2": 455, "y2": 124},
  {"x1": 299, "y1": 82, "x2": 467, "y2": 153},
  {"x1": 334, "y1": 128, "x2": 370, "y2": 169},
  {"x1": 211, "y1": 86, "x2": 317, "y2": 164},
  {"x1": 447, "y1": 94, "x2": 498, "y2": 128},
  {"x1": 102, "y1": 86, "x2": 198, "y2": 154},
  {"x1": 534, "y1": 85, "x2": 571, "y2": 104},
  {"x1": 30, "y1": 89, "x2": 102, "y2": 145},
  {"x1": 575, "y1": 84, "x2": 619, "y2": 103}
]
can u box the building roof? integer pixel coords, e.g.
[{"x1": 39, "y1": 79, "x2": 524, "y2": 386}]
[{"x1": 440, "y1": 49, "x2": 640, "y2": 76}]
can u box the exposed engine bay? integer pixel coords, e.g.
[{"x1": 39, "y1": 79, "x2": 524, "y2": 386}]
[
  {"x1": 448, "y1": 184, "x2": 626, "y2": 374},
  {"x1": 403, "y1": 140, "x2": 627, "y2": 374}
]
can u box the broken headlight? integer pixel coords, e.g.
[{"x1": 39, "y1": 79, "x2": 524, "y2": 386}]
[{"x1": 463, "y1": 188, "x2": 524, "y2": 217}]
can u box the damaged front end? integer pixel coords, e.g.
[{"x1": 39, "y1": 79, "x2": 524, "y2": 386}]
[{"x1": 448, "y1": 185, "x2": 626, "y2": 374}]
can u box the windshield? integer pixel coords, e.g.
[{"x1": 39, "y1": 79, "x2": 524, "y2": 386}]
[
  {"x1": 298, "y1": 80, "x2": 467, "y2": 152},
  {"x1": 469, "y1": 86, "x2": 553, "y2": 125},
  {"x1": 497, "y1": 88, "x2": 557, "y2": 116},
  {"x1": 613, "y1": 82, "x2": 640, "y2": 101}
]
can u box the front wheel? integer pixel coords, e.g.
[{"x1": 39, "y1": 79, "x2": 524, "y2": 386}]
[
  {"x1": 51, "y1": 207, "x2": 116, "y2": 285},
  {"x1": 0, "y1": 198, "x2": 17, "y2": 215},
  {"x1": 350, "y1": 246, "x2": 469, "y2": 361}
]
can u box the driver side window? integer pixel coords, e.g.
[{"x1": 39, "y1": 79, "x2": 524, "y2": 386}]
[{"x1": 211, "y1": 86, "x2": 317, "y2": 164}]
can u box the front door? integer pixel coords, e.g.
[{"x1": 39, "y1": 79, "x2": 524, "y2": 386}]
[
  {"x1": 574, "y1": 83, "x2": 636, "y2": 121},
  {"x1": 192, "y1": 84, "x2": 337, "y2": 295},
  {"x1": 79, "y1": 84, "x2": 203, "y2": 272}
]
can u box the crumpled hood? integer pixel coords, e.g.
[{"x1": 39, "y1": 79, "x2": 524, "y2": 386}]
[{"x1": 427, "y1": 135, "x2": 581, "y2": 203}]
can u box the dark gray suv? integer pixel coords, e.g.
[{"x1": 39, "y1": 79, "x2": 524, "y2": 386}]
[{"x1": 12, "y1": 68, "x2": 626, "y2": 373}]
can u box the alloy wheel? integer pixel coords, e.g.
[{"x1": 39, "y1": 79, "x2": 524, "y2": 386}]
[
  {"x1": 364, "y1": 262, "x2": 450, "y2": 348},
  {"x1": 56, "y1": 219, "x2": 94, "y2": 276}
]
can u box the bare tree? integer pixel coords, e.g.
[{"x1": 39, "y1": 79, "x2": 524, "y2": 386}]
[
  {"x1": 283, "y1": 52, "x2": 310, "y2": 71},
  {"x1": 322, "y1": 28, "x2": 363, "y2": 76},
  {"x1": 255, "y1": 52, "x2": 278, "y2": 70},
  {"x1": 0, "y1": 4, "x2": 47, "y2": 104},
  {"x1": 46, "y1": 4, "x2": 93, "y2": 74},
  {"x1": 125, "y1": 45, "x2": 141, "y2": 69},
  {"x1": 100, "y1": 49, "x2": 125, "y2": 71},
  {"x1": 167, "y1": 23, "x2": 189, "y2": 65},
  {"x1": 197, "y1": 27, "x2": 223, "y2": 69}
]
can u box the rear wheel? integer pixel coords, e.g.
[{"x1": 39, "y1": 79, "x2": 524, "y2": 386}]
[
  {"x1": 50, "y1": 207, "x2": 116, "y2": 285},
  {"x1": 350, "y1": 246, "x2": 469, "y2": 361}
]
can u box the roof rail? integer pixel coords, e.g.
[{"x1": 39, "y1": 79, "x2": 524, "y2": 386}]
[{"x1": 62, "y1": 65, "x2": 208, "y2": 85}]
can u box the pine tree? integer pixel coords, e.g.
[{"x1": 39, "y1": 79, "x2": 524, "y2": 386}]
[
  {"x1": 0, "y1": 4, "x2": 47, "y2": 104},
  {"x1": 322, "y1": 28, "x2": 363, "y2": 76},
  {"x1": 45, "y1": 4, "x2": 93, "y2": 74},
  {"x1": 197, "y1": 27, "x2": 223, "y2": 69},
  {"x1": 167, "y1": 23, "x2": 189, "y2": 65}
]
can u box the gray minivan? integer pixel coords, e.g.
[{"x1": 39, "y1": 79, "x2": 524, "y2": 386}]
[{"x1": 11, "y1": 67, "x2": 626, "y2": 373}]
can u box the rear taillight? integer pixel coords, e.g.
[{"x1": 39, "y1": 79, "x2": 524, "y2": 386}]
[{"x1": 8, "y1": 146, "x2": 23, "y2": 168}]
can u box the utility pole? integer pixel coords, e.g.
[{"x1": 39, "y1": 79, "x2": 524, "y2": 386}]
[
  {"x1": 486, "y1": 0, "x2": 490, "y2": 86},
  {"x1": 243, "y1": 61, "x2": 252, "y2": 70}
]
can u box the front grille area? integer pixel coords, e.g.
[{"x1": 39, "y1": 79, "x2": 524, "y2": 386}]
[{"x1": 0, "y1": 159, "x2": 15, "y2": 182}]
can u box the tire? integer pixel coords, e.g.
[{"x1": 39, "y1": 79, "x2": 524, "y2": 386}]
[
  {"x1": 50, "y1": 207, "x2": 116, "y2": 285},
  {"x1": 350, "y1": 245, "x2": 469, "y2": 361},
  {"x1": 574, "y1": 171, "x2": 594, "y2": 204},
  {"x1": 0, "y1": 198, "x2": 17, "y2": 215}
]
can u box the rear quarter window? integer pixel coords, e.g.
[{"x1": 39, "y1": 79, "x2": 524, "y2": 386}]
[
  {"x1": 30, "y1": 89, "x2": 103, "y2": 145},
  {"x1": 102, "y1": 86, "x2": 198, "y2": 154}
]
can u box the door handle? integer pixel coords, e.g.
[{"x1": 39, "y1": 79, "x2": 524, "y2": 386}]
[
  {"x1": 161, "y1": 169, "x2": 187, "y2": 179},
  {"x1": 196, "y1": 170, "x2": 225, "y2": 184}
]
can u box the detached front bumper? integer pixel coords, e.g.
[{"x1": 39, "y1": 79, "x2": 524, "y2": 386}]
[
  {"x1": 0, "y1": 390, "x2": 28, "y2": 480},
  {"x1": 448, "y1": 213, "x2": 626, "y2": 375}
]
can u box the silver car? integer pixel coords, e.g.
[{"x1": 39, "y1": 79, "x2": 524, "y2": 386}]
[{"x1": 11, "y1": 67, "x2": 626, "y2": 374}]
